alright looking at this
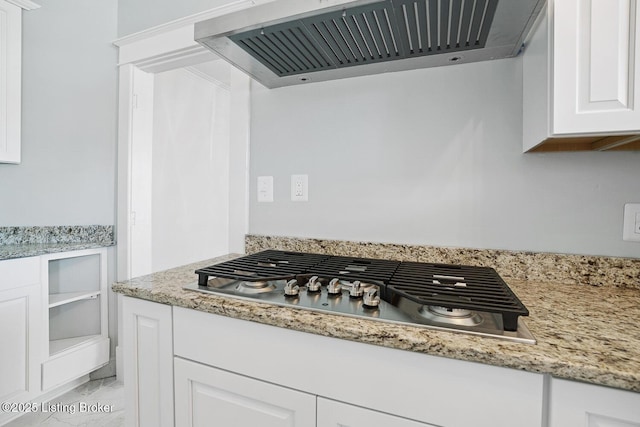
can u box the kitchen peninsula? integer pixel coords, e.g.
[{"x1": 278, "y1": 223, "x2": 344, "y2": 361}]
[{"x1": 113, "y1": 236, "x2": 640, "y2": 427}]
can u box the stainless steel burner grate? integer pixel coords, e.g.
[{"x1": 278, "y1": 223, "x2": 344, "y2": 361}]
[
  {"x1": 387, "y1": 262, "x2": 529, "y2": 331},
  {"x1": 195, "y1": 250, "x2": 329, "y2": 285}
]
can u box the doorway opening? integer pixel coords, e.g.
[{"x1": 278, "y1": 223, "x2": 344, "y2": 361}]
[{"x1": 116, "y1": 21, "x2": 250, "y2": 280}]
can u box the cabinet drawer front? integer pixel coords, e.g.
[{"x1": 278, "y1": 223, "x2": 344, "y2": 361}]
[
  {"x1": 174, "y1": 357, "x2": 316, "y2": 427},
  {"x1": 41, "y1": 337, "x2": 109, "y2": 390},
  {"x1": 174, "y1": 307, "x2": 544, "y2": 427},
  {"x1": 318, "y1": 397, "x2": 435, "y2": 427},
  {"x1": 0, "y1": 257, "x2": 39, "y2": 291}
]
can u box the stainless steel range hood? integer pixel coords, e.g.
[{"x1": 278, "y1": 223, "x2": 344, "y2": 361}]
[{"x1": 195, "y1": 0, "x2": 545, "y2": 88}]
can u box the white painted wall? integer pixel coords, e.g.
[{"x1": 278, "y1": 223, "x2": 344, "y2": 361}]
[
  {"x1": 0, "y1": 0, "x2": 117, "y2": 226},
  {"x1": 151, "y1": 68, "x2": 230, "y2": 272},
  {"x1": 249, "y1": 57, "x2": 640, "y2": 258}
]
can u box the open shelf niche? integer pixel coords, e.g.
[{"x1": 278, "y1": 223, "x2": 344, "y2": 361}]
[{"x1": 41, "y1": 248, "x2": 109, "y2": 390}]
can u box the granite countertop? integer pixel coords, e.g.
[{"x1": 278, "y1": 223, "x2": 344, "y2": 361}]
[
  {"x1": 112, "y1": 253, "x2": 640, "y2": 394},
  {"x1": 0, "y1": 241, "x2": 115, "y2": 261},
  {"x1": 0, "y1": 225, "x2": 115, "y2": 261}
]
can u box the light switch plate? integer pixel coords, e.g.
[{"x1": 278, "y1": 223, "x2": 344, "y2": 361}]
[
  {"x1": 257, "y1": 176, "x2": 273, "y2": 202},
  {"x1": 623, "y1": 203, "x2": 640, "y2": 242}
]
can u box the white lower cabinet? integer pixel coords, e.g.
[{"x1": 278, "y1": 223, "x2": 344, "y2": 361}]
[
  {"x1": 122, "y1": 296, "x2": 174, "y2": 427},
  {"x1": 317, "y1": 397, "x2": 434, "y2": 427},
  {"x1": 173, "y1": 307, "x2": 544, "y2": 427},
  {"x1": 0, "y1": 249, "x2": 111, "y2": 425},
  {"x1": 122, "y1": 298, "x2": 640, "y2": 427},
  {"x1": 548, "y1": 378, "x2": 640, "y2": 427},
  {"x1": 174, "y1": 357, "x2": 316, "y2": 427},
  {"x1": 173, "y1": 358, "x2": 432, "y2": 427},
  {"x1": 0, "y1": 257, "x2": 41, "y2": 425}
]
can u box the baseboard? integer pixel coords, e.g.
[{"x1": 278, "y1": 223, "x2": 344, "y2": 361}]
[{"x1": 90, "y1": 357, "x2": 117, "y2": 380}]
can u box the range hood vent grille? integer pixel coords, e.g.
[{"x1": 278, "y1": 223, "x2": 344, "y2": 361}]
[{"x1": 228, "y1": 0, "x2": 498, "y2": 77}]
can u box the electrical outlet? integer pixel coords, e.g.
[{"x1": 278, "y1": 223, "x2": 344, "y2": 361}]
[
  {"x1": 257, "y1": 176, "x2": 273, "y2": 202},
  {"x1": 291, "y1": 174, "x2": 308, "y2": 201},
  {"x1": 623, "y1": 203, "x2": 640, "y2": 242}
]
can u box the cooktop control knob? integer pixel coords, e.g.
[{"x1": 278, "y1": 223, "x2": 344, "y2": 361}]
[
  {"x1": 306, "y1": 275, "x2": 321, "y2": 292},
  {"x1": 284, "y1": 279, "x2": 299, "y2": 297},
  {"x1": 363, "y1": 288, "x2": 380, "y2": 308},
  {"x1": 349, "y1": 281, "x2": 363, "y2": 298},
  {"x1": 327, "y1": 278, "x2": 342, "y2": 295}
]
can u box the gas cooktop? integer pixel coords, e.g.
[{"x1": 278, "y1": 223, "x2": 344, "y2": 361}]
[{"x1": 184, "y1": 250, "x2": 535, "y2": 344}]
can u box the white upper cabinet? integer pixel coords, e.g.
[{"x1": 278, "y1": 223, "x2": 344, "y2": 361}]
[
  {"x1": 523, "y1": 0, "x2": 640, "y2": 152},
  {"x1": 0, "y1": 0, "x2": 38, "y2": 164},
  {"x1": 0, "y1": 0, "x2": 22, "y2": 163},
  {"x1": 0, "y1": 0, "x2": 40, "y2": 163},
  {"x1": 555, "y1": 0, "x2": 640, "y2": 134}
]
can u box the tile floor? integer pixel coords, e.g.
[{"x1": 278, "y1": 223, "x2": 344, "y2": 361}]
[{"x1": 6, "y1": 377, "x2": 124, "y2": 426}]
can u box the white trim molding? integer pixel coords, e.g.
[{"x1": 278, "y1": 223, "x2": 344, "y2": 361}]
[
  {"x1": 114, "y1": 1, "x2": 252, "y2": 279},
  {"x1": 113, "y1": 0, "x2": 277, "y2": 68},
  {"x1": 5, "y1": 0, "x2": 39, "y2": 10},
  {"x1": 185, "y1": 66, "x2": 231, "y2": 91},
  {"x1": 113, "y1": 0, "x2": 261, "y2": 48},
  {"x1": 115, "y1": 25, "x2": 215, "y2": 69}
]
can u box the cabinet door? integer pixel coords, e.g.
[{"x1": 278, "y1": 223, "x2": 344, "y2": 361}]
[
  {"x1": 0, "y1": 285, "x2": 40, "y2": 403},
  {"x1": 553, "y1": 0, "x2": 640, "y2": 135},
  {"x1": 0, "y1": 0, "x2": 22, "y2": 163},
  {"x1": 318, "y1": 397, "x2": 435, "y2": 427},
  {"x1": 122, "y1": 296, "x2": 174, "y2": 427},
  {"x1": 548, "y1": 378, "x2": 640, "y2": 427},
  {"x1": 174, "y1": 357, "x2": 316, "y2": 427},
  {"x1": 0, "y1": 256, "x2": 41, "y2": 425}
]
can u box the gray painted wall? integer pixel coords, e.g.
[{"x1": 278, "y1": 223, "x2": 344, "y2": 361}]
[
  {"x1": 7, "y1": 0, "x2": 638, "y2": 259},
  {"x1": 0, "y1": 0, "x2": 117, "y2": 226},
  {"x1": 250, "y1": 58, "x2": 640, "y2": 258}
]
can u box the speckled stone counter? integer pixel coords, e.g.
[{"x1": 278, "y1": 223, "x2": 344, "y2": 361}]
[
  {"x1": 246, "y1": 235, "x2": 640, "y2": 288},
  {"x1": 112, "y1": 253, "x2": 640, "y2": 394},
  {"x1": 0, "y1": 225, "x2": 115, "y2": 260}
]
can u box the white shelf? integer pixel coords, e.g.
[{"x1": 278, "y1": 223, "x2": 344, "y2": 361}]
[
  {"x1": 42, "y1": 247, "x2": 108, "y2": 390},
  {"x1": 49, "y1": 334, "x2": 103, "y2": 356},
  {"x1": 49, "y1": 291, "x2": 100, "y2": 308}
]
